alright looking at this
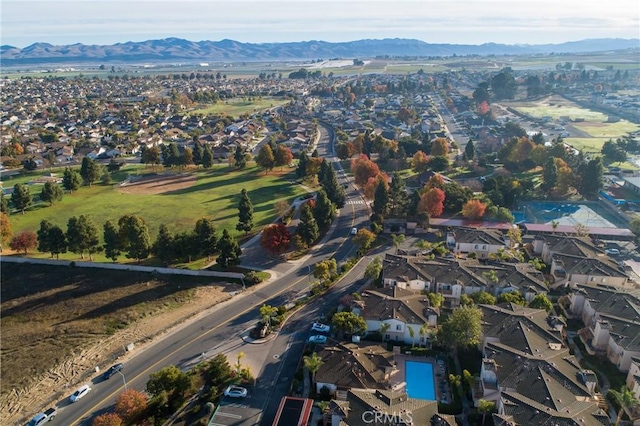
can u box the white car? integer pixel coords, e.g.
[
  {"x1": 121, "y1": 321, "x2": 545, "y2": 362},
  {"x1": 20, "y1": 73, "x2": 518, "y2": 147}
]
[
  {"x1": 308, "y1": 335, "x2": 328, "y2": 344},
  {"x1": 224, "y1": 385, "x2": 248, "y2": 398},
  {"x1": 311, "y1": 322, "x2": 330, "y2": 333},
  {"x1": 605, "y1": 248, "x2": 620, "y2": 256},
  {"x1": 69, "y1": 384, "x2": 91, "y2": 402},
  {"x1": 351, "y1": 227, "x2": 358, "y2": 235}
]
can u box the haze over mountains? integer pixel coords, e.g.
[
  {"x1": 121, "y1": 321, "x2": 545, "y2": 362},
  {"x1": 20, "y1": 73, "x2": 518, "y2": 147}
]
[{"x1": 1, "y1": 37, "x2": 638, "y2": 67}]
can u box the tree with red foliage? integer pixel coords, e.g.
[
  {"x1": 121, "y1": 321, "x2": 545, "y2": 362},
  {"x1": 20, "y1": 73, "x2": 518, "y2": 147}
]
[
  {"x1": 9, "y1": 230, "x2": 37, "y2": 254},
  {"x1": 363, "y1": 173, "x2": 390, "y2": 200},
  {"x1": 274, "y1": 145, "x2": 294, "y2": 170},
  {"x1": 462, "y1": 199, "x2": 487, "y2": 220},
  {"x1": 477, "y1": 100, "x2": 491, "y2": 116},
  {"x1": 351, "y1": 154, "x2": 380, "y2": 186},
  {"x1": 260, "y1": 223, "x2": 292, "y2": 254},
  {"x1": 92, "y1": 413, "x2": 123, "y2": 426},
  {"x1": 115, "y1": 389, "x2": 148, "y2": 424},
  {"x1": 411, "y1": 151, "x2": 431, "y2": 173},
  {"x1": 419, "y1": 188, "x2": 446, "y2": 217}
]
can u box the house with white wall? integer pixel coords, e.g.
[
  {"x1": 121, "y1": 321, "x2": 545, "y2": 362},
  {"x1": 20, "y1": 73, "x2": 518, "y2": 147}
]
[{"x1": 446, "y1": 228, "x2": 509, "y2": 258}]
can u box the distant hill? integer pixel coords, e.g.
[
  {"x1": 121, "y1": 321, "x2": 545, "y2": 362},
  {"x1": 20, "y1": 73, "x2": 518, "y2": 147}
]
[{"x1": 1, "y1": 37, "x2": 638, "y2": 67}]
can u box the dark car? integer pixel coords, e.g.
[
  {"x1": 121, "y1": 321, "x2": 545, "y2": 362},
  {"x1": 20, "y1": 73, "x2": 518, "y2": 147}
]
[{"x1": 103, "y1": 363, "x2": 124, "y2": 380}]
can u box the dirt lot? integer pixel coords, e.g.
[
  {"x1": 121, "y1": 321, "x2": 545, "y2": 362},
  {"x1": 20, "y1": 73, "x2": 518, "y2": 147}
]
[
  {"x1": 118, "y1": 173, "x2": 197, "y2": 195},
  {"x1": 0, "y1": 263, "x2": 241, "y2": 425}
]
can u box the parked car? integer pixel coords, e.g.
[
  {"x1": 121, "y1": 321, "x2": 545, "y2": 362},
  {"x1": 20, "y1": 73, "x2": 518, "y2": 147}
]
[
  {"x1": 351, "y1": 227, "x2": 358, "y2": 235},
  {"x1": 223, "y1": 385, "x2": 248, "y2": 398},
  {"x1": 308, "y1": 335, "x2": 328, "y2": 344},
  {"x1": 27, "y1": 408, "x2": 57, "y2": 426},
  {"x1": 69, "y1": 384, "x2": 91, "y2": 403},
  {"x1": 310, "y1": 322, "x2": 330, "y2": 333},
  {"x1": 102, "y1": 363, "x2": 124, "y2": 380},
  {"x1": 605, "y1": 248, "x2": 620, "y2": 256}
]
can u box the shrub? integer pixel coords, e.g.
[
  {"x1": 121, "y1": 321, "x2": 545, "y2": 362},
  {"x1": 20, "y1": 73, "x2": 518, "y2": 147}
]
[{"x1": 243, "y1": 271, "x2": 262, "y2": 286}]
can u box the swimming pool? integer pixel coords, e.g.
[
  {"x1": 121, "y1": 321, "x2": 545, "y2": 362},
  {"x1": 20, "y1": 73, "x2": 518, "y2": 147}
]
[{"x1": 405, "y1": 361, "x2": 436, "y2": 400}]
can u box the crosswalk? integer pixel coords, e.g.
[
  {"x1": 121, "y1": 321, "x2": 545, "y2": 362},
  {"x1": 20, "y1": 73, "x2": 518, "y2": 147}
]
[{"x1": 345, "y1": 200, "x2": 367, "y2": 205}]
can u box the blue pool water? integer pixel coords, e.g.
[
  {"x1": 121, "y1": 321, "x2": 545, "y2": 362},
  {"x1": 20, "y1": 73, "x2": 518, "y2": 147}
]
[{"x1": 405, "y1": 361, "x2": 436, "y2": 400}]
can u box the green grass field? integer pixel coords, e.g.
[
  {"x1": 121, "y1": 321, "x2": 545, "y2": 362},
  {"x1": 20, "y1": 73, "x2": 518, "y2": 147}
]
[
  {"x1": 572, "y1": 121, "x2": 640, "y2": 138},
  {"x1": 190, "y1": 97, "x2": 290, "y2": 116},
  {"x1": 8, "y1": 164, "x2": 304, "y2": 259},
  {"x1": 564, "y1": 137, "x2": 613, "y2": 153},
  {"x1": 513, "y1": 104, "x2": 608, "y2": 121}
]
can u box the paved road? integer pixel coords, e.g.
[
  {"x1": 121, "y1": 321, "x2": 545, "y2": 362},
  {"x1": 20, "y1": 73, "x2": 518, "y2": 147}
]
[{"x1": 49, "y1": 123, "x2": 371, "y2": 426}]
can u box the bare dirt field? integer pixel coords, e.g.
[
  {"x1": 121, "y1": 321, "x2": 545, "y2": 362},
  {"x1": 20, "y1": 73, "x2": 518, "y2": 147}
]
[
  {"x1": 118, "y1": 173, "x2": 197, "y2": 195},
  {"x1": 1, "y1": 263, "x2": 241, "y2": 425}
]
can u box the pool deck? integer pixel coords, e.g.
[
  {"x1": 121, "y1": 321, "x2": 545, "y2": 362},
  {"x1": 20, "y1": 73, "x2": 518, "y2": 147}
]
[{"x1": 390, "y1": 354, "x2": 450, "y2": 403}]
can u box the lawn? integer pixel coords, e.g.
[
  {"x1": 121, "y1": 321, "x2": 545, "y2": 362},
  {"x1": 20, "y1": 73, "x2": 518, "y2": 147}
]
[
  {"x1": 564, "y1": 137, "x2": 612, "y2": 154},
  {"x1": 190, "y1": 97, "x2": 289, "y2": 117},
  {"x1": 572, "y1": 121, "x2": 640, "y2": 138},
  {"x1": 8, "y1": 164, "x2": 305, "y2": 261},
  {"x1": 513, "y1": 104, "x2": 608, "y2": 122}
]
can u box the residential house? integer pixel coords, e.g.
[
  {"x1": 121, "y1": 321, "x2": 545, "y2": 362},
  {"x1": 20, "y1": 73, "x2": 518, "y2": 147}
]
[
  {"x1": 313, "y1": 342, "x2": 396, "y2": 398},
  {"x1": 353, "y1": 286, "x2": 438, "y2": 345},
  {"x1": 476, "y1": 303, "x2": 609, "y2": 426},
  {"x1": 564, "y1": 284, "x2": 640, "y2": 372},
  {"x1": 446, "y1": 228, "x2": 509, "y2": 258},
  {"x1": 626, "y1": 357, "x2": 640, "y2": 400}
]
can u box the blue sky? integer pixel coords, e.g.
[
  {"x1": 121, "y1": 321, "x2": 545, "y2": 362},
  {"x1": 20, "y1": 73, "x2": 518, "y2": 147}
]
[{"x1": 2, "y1": 0, "x2": 639, "y2": 48}]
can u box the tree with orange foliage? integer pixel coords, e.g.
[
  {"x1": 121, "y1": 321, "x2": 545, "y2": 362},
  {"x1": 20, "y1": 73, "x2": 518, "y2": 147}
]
[
  {"x1": 419, "y1": 188, "x2": 446, "y2": 218},
  {"x1": 0, "y1": 212, "x2": 12, "y2": 250},
  {"x1": 115, "y1": 389, "x2": 148, "y2": 424},
  {"x1": 363, "y1": 173, "x2": 390, "y2": 200},
  {"x1": 411, "y1": 151, "x2": 431, "y2": 173},
  {"x1": 431, "y1": 138, "x2": 450, "y2": 157},
  {"x1": 462, "y1": 200, "x2": 487, "y2": 220},
  {"x1": 425, "y1": 174, "x2": 445, "y2": 190},
  {"x1": 477, "y1": 100, "x2": 491, "y2": 116},
  {"x1": 260, "y1": 223, "x2": 291, "y2": 254},
  {"x1": 92, "y1": 413, "x2": 123, "y2": 426},
  {"x1": 351, "y1": 154, "x2": 380, "y2": 186}
]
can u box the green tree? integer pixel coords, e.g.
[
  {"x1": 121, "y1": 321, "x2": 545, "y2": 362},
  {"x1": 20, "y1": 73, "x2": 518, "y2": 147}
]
[
  {"x1": 543, "y1": 157, "x2": 558, "y2": 190},
  {"x1": 372, "y1": 180, "x2": 389, "y2": 216},
  {"x1": 0, "y1": 192, "x2": 9, "y2": 215},
  {"x1": 11, "y1": 183, "x2": 32, "y2": 214},
  {"x1": 464, "y1": 139, "x2": 476, "y2": 161},
  {"x1": 296, "y1": 151, "x2": 309, "y2": 179},
  {"x1": 491, "y1": 69, "x2": 517, "y2": 99},
  {"x1": 296, "y1": 203, "x2": 319, "y2": 246},
  {"x1": 202, "y1": 145, "x2": 214, "y2": 168},
  {"x1": 66, "y1": 215, "x2": 100, "y2": 260},
  {"x1": 319, "y1": 162, "x2": 346, "y2": 208},
  {"x1": 471, "y1": 291, "x2": 497, "y2": 305},
  {"x1": 353, "y1": 228, "x2": 376, "y2": 252},
  {"x1": 437, "y1": 305, "x2": 483, "y2": 350},
  {"x1": 408, "y1": 325, "x2": 417, "y2": 347},
  {"x1": 529, "y1": 293, "x2": 553, "y2": 312},
  {"x1": 62, "y1": 167, "x2": 82, "y2": 192},
  {"x1": 118, "y1": 214, "x2": 151, "y2": 263},
  {"x1": 314, "y1": 258, "x2": 338, "y2": 281},
  {"x1": 80, "y1": 157, "x2": 101, "y2": 187},
  {"x1": 388, "y1": 172, "x2": 409, "y2": 217},
  {"x1": 194, "y1": 218, "x2": 217, "y2": 261},
  {"x1": 259, "y1": 304, "x2": 278, "y2": 329},
  {"x1": 234, "y1": 146, "x2": 247, "y2": 169},
  {"x1": 478, "y1": 399, "x2": 496, "y2": 425},
  {"x1": 428, "y1": 292, "x2": 445, "y2": 308},
  {"x1": 236, "y1": 189, "x2": 254, "y2": 235},
  {"x1": 103, "y1": 220, "x2": 121, "y2": 262},
  {"x1": 37, "y1": 220, "x2": 67, "y2": 259},
  {"x1": 152, "y1": 224, "x2": 174, "y2": 265},
  {"x1": 303, "y1": 352, "x2": 324, "y2": 383},
  {"x1": 391, "y1": 233, "x2": 405, "y2": 254},
  {"x1": 40, "y1": 181, "x2": 63, "y2": 206},
  {"x1": 255, "y1": 144, "x2": 276, "y2": 173},
  {"x1": 313, "y1": 190, "x2": 336, "y2": 231},
  {"x1": 216, "y1": 229, "x2": 242, "y2": 268},
  {"x1": 608, "y1": 385, "x2": 639, "y2": 426},
  {"x1": 364, "y1": 256, "x2": 383, "y2": 281},
  {"x1": 498, "y1": 291, "x2": 527, "y2": 306},
  {"x1": 146, "y1": 365, "x2": 192, "y2": 411},
  {"x1": 332, "y1": 311, "x2": 367, "y2": 336},
  {"x1": 581, "y1": 157, "x2": 604, "y2": 195}
]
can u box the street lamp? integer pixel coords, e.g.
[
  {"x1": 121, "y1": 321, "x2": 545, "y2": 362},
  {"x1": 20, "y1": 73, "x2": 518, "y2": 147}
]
[{"x1": 116, "y1": 370, "x2": 127, "y2": 390}]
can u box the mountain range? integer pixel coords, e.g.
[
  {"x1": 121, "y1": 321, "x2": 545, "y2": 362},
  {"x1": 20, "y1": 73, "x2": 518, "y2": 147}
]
[{"x1": 1, "y1": 37, "x2": 638, "y2": 67}]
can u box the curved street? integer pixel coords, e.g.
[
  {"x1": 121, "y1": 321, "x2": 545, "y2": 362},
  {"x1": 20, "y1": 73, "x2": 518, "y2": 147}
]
[{"x1": 49, "y1": 123, "x2": 374, "y2": 425}]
